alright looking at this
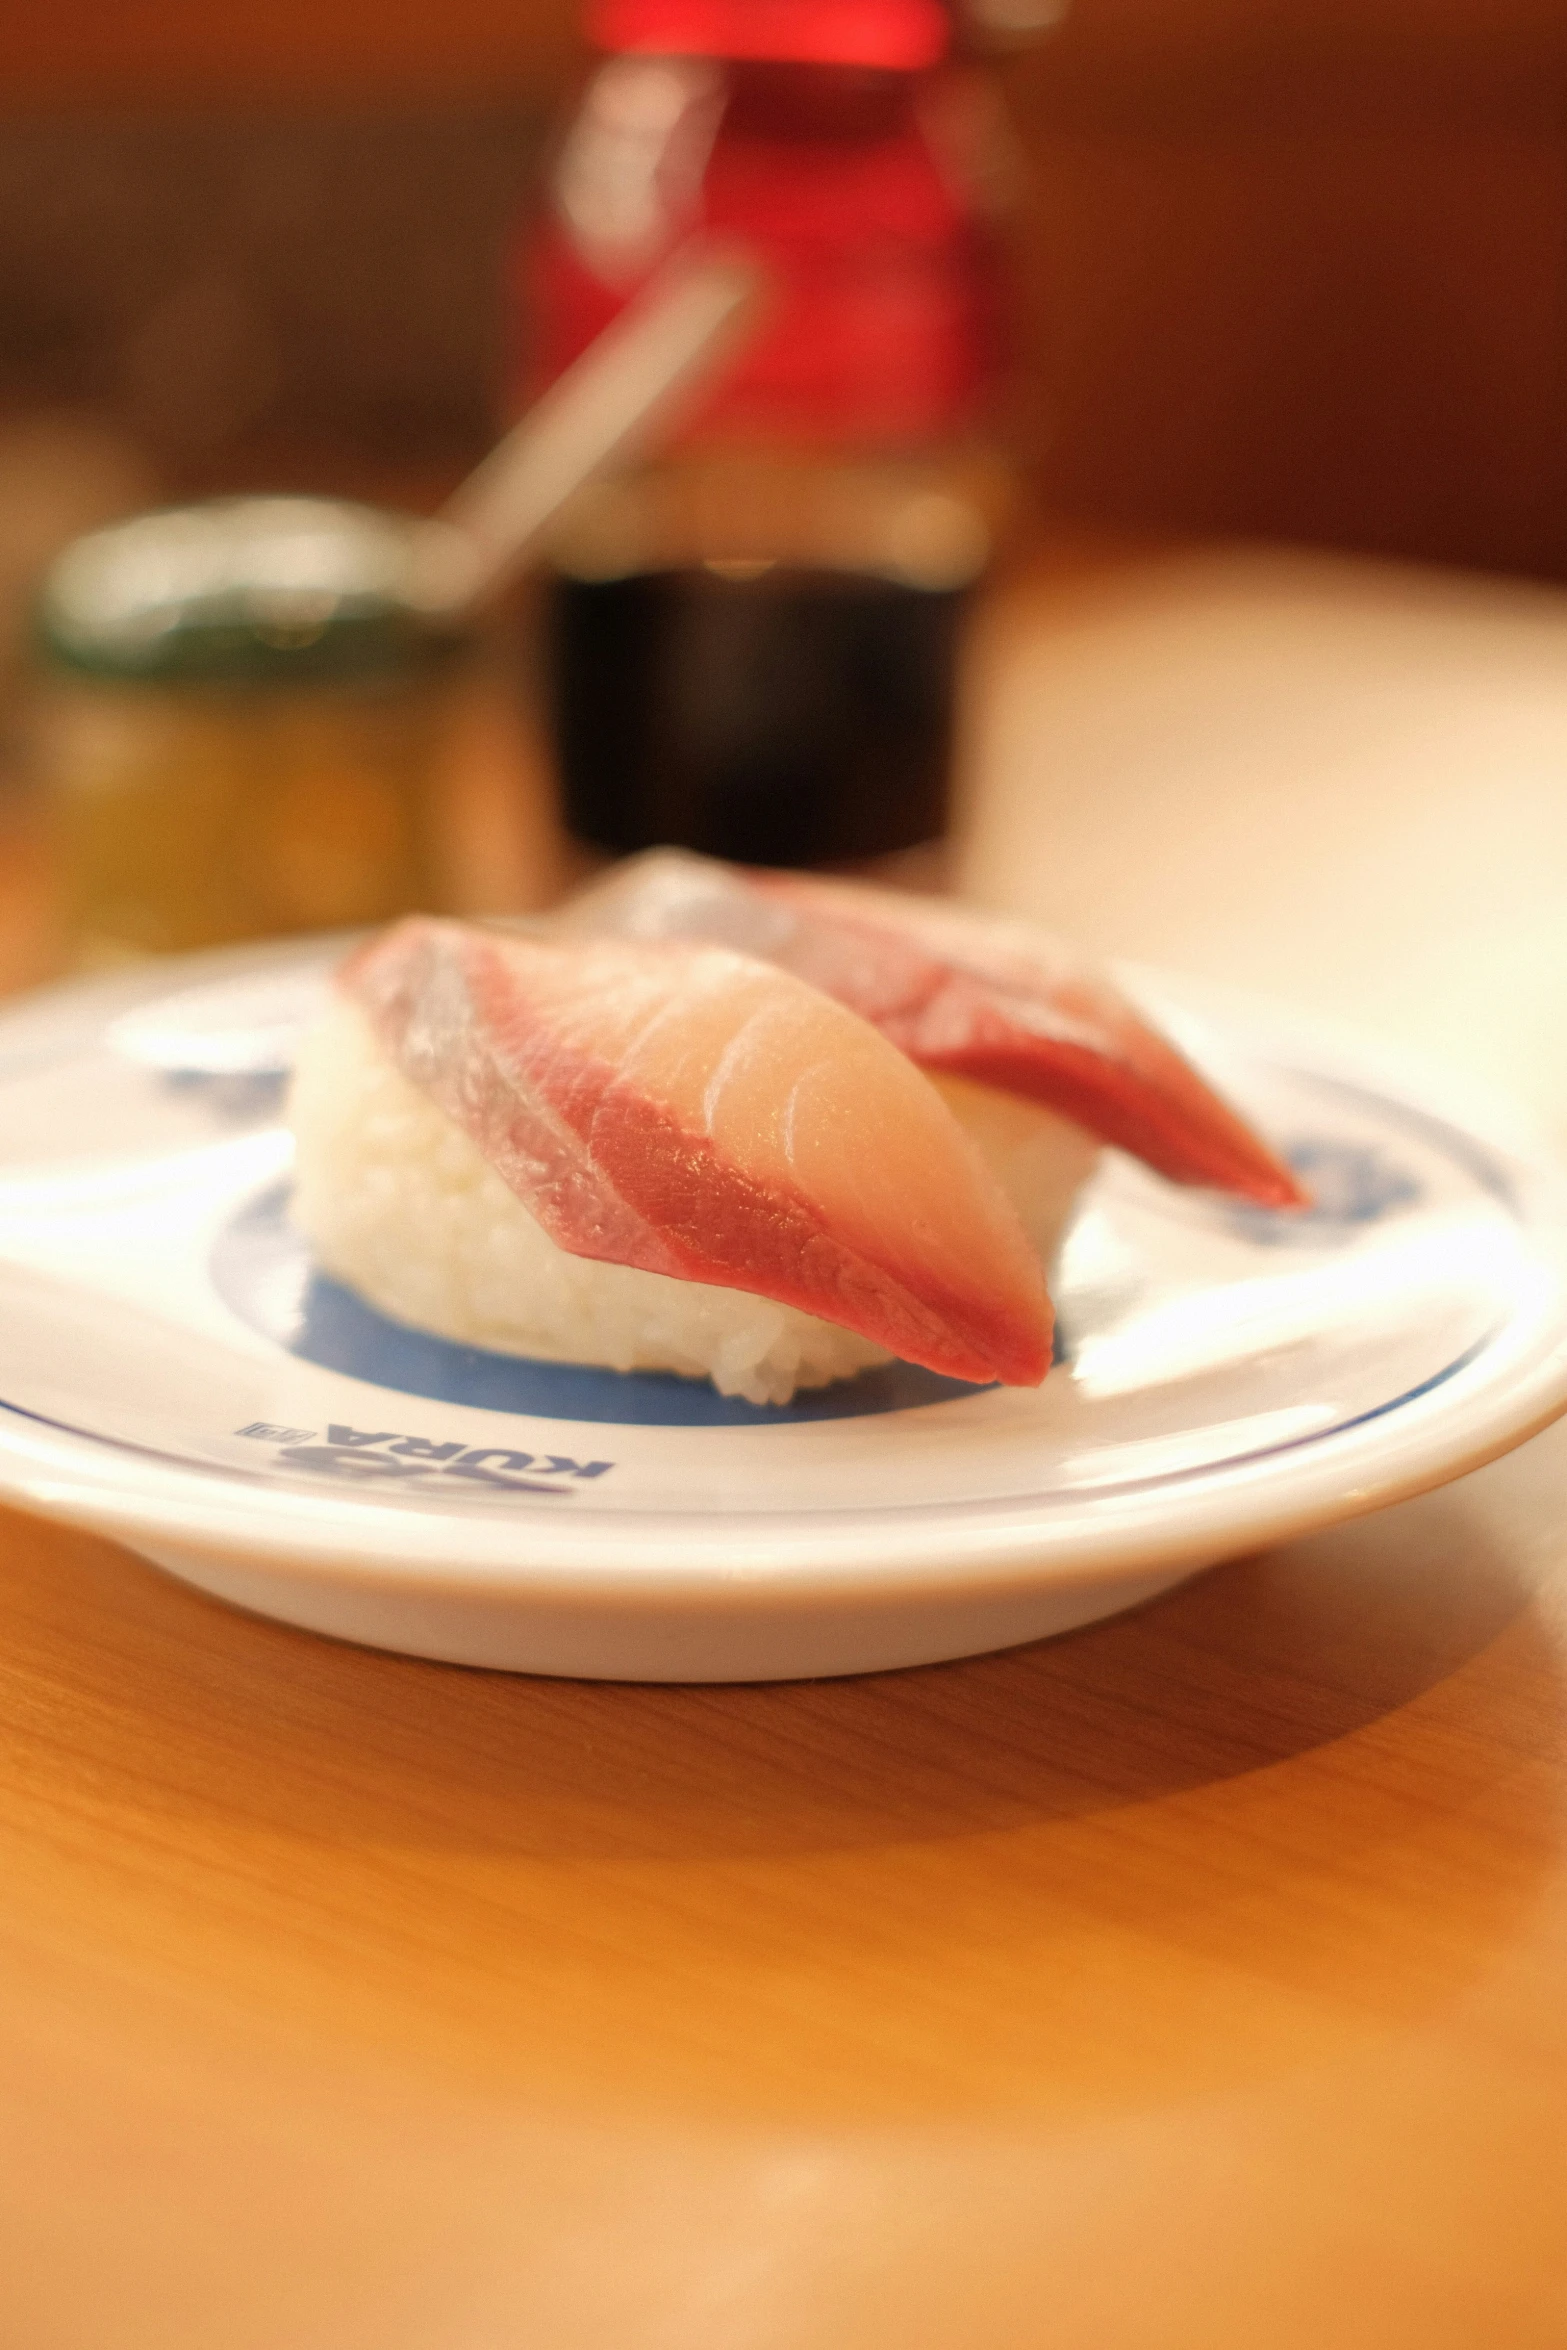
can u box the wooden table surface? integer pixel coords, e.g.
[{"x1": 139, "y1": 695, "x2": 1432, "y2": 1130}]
[{"x1": 3, "y1": 543, "x2": 1566, "y2": 2348}]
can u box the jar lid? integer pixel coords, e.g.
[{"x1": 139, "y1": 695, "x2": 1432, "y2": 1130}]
[
  {"x1": 35, "y1": 496, "x2": 463, "y2": 687},
  {"x1": 586, "y1": 0, "x2": 948, "y2": 69}
]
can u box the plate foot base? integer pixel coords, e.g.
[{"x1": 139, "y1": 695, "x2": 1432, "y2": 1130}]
[{"x1": 129, "y1": 1539, "x2": 1206, "y2": 1680}]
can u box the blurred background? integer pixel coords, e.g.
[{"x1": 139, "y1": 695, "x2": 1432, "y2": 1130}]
[
  {"x1": 8, "y1": 0, "x2": 1567, "y2": 565},
  {"x1": 7, "y1": 0, "x2": 1567, "y2": 1033}
]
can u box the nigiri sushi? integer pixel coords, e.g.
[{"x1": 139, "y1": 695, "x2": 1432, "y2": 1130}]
[
  {"x1": 289, "y1": 917, "x2": 1054, "y2": 1405},
  {"x1": 552, "y1": 849, "x2": 1304, "y2": 1209}
]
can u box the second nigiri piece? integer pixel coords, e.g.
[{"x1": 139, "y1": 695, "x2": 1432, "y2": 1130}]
[{"x1": 554, "y1": 850, "x2": 1305, "y2": 1210}]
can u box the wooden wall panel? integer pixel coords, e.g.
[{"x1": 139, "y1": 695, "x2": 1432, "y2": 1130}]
[
  {"x1": 6, "y1": 0, "x2": 583, "y2": 102},
  {"x1": 11, "y1": 0, "x2": 1567, "y2": 102},
  {"x1": 1015, "y1": 127, "x2": 1567, "y2": 574}
]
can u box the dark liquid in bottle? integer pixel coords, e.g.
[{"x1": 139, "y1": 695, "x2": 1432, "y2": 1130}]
[{"x1": 545, "y1": 565, "x2": 966, "y2": 867}]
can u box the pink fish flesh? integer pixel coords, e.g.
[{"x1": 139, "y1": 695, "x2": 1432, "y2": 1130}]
[
  {"x1": 554, "y1": 851, "x2": 1306, "y2": 1208},
  {"x1": 339, "y1": 917, "x2": 1054, "y2": 1387}
]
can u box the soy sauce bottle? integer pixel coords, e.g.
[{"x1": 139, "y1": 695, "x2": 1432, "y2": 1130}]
[{"x1": 516, "y1": 0, "x2": 1017, "y2": 867}]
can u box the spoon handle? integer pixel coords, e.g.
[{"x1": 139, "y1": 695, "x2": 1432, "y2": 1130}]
[{"x1": 416, "y1": 242, "x2": 764, "y2": 617}]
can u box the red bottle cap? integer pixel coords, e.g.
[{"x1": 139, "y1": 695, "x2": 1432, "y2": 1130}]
[{"x1": 586, "y1": 0, "x2": 949, "y2": 70}]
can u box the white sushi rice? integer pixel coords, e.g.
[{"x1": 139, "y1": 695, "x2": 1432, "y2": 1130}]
[{"x1": 287, "y1": 999, "x2": 1097, "y2": 1406}]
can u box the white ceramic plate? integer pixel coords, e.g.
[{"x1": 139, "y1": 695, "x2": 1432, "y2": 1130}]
[{"x1": 2, "y1": 934, "x2": 1566, "y2": 1680}]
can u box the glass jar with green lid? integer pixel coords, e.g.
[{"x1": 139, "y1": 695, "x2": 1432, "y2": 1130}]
[{"x1": 31, "y1": 496, "x2": 469, "y2": 963}]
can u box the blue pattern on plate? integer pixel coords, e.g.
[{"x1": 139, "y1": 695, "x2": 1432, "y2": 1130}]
[
  {"x1": 1226, "y1": 1137, "x2": 1422, "y2": 1245},
  {"x1": 161, "y1": 1067, "x2": 290, "y2": 1122},
  {"x1": 210, "y1": 1184, "x2": 988, "y2": 1426}
]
